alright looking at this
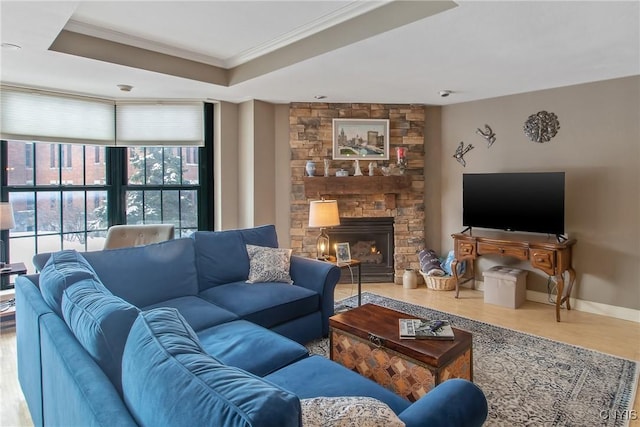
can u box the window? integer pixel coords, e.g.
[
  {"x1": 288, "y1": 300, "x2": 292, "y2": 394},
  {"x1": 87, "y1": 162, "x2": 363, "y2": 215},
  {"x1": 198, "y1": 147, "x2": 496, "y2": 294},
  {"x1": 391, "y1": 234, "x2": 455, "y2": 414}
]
[
  {"x1": 25, "y1": 143, "x2": 33, "y2": 168},
  {"x1": 5, "y1": 141, "x2": 109, "y2": 262},
  {"x1": 1, "y1": 103, "x2": 213, "y2": 272},
  {"x1": 124, "y1": 146, "x2": 199, "y2": 235},
  {"x1": 185, "y1": 147, "x2": 198, "y2": 165},
  {"x1": 3, "y1": 140, "x2": 209, "y2": 267},
  {"x1": 62, "y1": 144, "x2": 72, "y2": 168},
  {"x1": 49, "y1": 144, "x2": 57, "y2": 168}
]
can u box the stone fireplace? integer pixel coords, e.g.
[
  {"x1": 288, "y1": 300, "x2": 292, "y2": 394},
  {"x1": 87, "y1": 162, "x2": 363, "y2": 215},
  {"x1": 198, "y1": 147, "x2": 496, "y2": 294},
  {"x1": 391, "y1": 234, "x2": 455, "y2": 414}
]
[
  {"x1": 289, "y1": 103, "x2": 426, "y2": 284},
  {"x1": 328, "y1": 217, "x2": 394, "y2": 283}
]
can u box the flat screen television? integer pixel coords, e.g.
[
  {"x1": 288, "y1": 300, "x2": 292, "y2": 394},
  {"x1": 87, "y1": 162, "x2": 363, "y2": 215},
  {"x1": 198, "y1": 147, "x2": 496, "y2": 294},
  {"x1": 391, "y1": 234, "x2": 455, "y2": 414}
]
[{"x1": 462, "y1": 172, "x2": 565, "y2": 235}]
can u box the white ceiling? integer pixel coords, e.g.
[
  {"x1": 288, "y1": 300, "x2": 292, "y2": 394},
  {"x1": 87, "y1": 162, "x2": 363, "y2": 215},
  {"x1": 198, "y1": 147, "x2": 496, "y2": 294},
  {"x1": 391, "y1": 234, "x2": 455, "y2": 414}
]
[{"x1": 1, "y1": 1, "x2": 638, "y2": 105}]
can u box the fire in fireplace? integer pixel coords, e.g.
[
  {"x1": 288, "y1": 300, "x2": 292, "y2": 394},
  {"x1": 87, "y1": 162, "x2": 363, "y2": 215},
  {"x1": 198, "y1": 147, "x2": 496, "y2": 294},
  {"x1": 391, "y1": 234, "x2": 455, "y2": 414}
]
[{"x1": 328, "y1": 217, "x2": 394, "y2": 283}]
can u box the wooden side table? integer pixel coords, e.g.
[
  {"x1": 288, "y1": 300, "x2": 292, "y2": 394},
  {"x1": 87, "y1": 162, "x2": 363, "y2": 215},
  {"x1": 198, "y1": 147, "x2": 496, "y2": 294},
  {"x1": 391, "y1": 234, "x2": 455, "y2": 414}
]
[
  {"x1": 331, "y1": 259, "x2": 362, "y2": 306},
  {"x1": 1, "y1": 262, "x2": 27, "y2": 330}
]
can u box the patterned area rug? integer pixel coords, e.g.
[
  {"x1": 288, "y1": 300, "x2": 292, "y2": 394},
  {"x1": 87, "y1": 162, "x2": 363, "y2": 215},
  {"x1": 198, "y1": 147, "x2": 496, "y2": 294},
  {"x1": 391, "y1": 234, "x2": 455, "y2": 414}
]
[{"x1": 306, "y1": 292, "x2": 639, "y2": 427}]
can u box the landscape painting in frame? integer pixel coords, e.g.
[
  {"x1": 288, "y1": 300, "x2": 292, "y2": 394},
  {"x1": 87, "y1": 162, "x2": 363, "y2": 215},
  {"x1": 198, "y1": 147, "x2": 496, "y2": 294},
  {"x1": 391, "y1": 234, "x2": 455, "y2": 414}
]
[{"x1": 332, "y1": 119, "x2": 389, "y2": 160}]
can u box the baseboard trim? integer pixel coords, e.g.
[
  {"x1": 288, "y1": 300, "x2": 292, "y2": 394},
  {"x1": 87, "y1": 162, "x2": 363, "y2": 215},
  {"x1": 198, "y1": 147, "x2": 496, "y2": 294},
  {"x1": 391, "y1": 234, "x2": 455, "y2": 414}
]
[{"x1": 463, "y1": 280, "x2": 640, "y2": 323}]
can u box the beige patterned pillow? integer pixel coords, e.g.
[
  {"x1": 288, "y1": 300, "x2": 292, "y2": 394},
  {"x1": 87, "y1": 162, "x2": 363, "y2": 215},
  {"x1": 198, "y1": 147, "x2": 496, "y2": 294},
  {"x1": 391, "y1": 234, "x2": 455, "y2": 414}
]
[
  {"x1": 300, "y1": 396, "x2": 405, "y2": 427},
  {"x1": 246, "y1": 244, "x2": 293, "y2": 284}
]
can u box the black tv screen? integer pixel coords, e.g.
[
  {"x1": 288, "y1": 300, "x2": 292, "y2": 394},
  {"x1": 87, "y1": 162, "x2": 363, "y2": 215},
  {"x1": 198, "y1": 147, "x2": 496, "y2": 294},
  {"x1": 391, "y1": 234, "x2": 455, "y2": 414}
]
[{"x1": 463, "y1": 172, "x2": 565, "y2": 235}]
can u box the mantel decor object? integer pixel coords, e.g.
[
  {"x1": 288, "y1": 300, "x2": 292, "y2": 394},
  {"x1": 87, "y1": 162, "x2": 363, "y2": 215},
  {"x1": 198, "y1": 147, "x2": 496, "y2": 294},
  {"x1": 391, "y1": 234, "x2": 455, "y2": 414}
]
[
  {"x1": 396, "y1": 146, "x2": 407, "y2": 173},
  {"x1": 333, "y1": 118, "x2": 389, "y2": 160},
  {"x1": 523, "y1": 111, "x2": 560, "y2": 143},
  {"x1": 305, "y1": 160, "x2": 316, "y2": 177},
  {"x1": 353, "y1": 159, "x2": 363, "y2": 176}
]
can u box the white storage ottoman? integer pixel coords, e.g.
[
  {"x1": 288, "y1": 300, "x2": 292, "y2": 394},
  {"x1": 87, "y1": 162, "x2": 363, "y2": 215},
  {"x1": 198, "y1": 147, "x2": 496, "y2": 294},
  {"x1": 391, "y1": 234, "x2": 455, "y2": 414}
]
[{"x1": 483, "y1": 266, "x2": 528, "y2": 308}]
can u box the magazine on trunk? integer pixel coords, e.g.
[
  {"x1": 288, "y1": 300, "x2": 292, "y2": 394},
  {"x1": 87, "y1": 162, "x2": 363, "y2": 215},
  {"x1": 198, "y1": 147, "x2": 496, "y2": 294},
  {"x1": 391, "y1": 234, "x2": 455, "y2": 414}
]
[{"x1": 399, "y1": 319, "x2": 455, "y2": 340}]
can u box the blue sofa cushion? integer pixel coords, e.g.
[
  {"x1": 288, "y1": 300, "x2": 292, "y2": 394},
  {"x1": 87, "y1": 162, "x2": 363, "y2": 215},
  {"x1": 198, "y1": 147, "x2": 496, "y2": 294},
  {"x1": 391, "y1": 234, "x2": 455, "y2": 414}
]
[
  {"x1": 199, "y1": 281, "x2": 319, "y2": 329},
  {"x1": 192, "y1": 225, "x2": 279, "y2": 290},
  {"x1": 81, "y1": 238, "x2": 199, "y2": 307},
  {"x1": 265, "y1": 355, "x2": 411, "y2": 415},
  {"x1": 122, "y1": 307, "x2": 301, "y2": 427},
  {"x1": 39, "y1": 250, "x2": 102, "y2": 316},
  {"x1": 197, "y1": 320, "x2": 308, "y2": 376},
  {"x1": 143, "y1": 295, "x2": 238, "y2": 332},
  {"x1": 61, "y1": 281, "x2": 140, "y2": 394}
]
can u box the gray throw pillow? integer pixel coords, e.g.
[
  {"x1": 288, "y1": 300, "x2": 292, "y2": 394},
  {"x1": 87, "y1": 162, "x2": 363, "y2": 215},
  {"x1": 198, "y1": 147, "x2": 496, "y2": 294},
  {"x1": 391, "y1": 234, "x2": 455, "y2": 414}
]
[
  {"x1": 245, "y1": 244, "x2": 293, "y2": 284},
  {"x1": 300, "y1": 396, "x2": 405, "y2": 427}
]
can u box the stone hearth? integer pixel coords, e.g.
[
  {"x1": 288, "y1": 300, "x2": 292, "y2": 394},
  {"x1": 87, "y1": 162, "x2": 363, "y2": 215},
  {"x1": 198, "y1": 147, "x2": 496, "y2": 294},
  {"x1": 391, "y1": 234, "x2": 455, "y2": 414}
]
[{"x1": 289, "y1": 103, "x2": 426, "y2": 283}]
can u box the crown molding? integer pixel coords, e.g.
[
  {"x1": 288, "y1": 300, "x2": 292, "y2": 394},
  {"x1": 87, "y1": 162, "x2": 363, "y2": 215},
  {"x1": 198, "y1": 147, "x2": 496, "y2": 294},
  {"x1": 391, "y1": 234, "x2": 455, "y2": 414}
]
[
  {"x1": 64, "y1": 19, "x2": 226, "y2": 67},
  {"x1": 224, "y1": 1, "x2": 391, "y2": 68},
  {"x1": 64, "y1": 1, "x2": 391, "y2": 70}
]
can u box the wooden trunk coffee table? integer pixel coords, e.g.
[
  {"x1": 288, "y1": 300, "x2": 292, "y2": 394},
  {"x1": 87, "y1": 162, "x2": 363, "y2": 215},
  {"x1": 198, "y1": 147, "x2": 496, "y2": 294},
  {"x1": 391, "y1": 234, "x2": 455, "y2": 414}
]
[{"x1": 329, "y1": 303, "x2": 473, "y2": 402}]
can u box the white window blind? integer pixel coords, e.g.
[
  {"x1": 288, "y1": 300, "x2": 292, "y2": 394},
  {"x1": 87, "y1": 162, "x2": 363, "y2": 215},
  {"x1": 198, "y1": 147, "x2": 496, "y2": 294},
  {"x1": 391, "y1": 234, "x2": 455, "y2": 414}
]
[
  {"x1": 115, "y1": 101, "x2": 204, "y2": 146},
  {"x1": 0, "y1": 86, "x2": 116, "y2": 145}
]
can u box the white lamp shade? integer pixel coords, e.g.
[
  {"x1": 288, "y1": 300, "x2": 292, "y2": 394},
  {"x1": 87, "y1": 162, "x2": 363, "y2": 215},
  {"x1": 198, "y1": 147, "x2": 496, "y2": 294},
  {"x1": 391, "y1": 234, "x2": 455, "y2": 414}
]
[
  {"x1": 0, "y1": 202, "x2": 15, "y2": 230},
  {"x1": 308, "y1": 200, "x2": 340, "y2": 228}
]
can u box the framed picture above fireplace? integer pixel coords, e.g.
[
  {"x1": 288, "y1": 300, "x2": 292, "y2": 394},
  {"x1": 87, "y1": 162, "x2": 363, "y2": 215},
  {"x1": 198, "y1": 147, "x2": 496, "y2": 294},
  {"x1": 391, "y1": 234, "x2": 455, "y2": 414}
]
[{"x1": 333, "y1": 119, "x2": 389, "y2": 160}]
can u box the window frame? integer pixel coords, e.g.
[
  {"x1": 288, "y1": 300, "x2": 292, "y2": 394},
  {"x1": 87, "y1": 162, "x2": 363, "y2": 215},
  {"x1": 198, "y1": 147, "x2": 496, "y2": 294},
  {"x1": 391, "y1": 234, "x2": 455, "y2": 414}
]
[{"x1": 0, "y1": 102, "x2": 214, "y2": 264}]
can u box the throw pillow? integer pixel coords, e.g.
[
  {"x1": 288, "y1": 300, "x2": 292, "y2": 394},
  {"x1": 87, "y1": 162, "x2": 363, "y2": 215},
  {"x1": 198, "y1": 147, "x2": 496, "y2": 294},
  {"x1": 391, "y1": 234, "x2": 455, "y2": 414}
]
[
  {"x1": 246, "y1": 244, "x2": 293, "y2": 284},
  {"x1": 418, "y1": 249, "x2": 445, "y2": 276},
  {"x1": 301, "y1": 396, "x2": 405, "y2": 427},
  {"x1": 442, "y1": 250, "x2": 466, "y2": 276}
]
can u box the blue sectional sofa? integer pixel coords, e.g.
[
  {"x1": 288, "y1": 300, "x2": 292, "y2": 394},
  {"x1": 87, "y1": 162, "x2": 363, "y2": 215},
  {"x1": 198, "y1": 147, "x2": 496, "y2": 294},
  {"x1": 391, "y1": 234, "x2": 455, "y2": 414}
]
[{"x1": 16, "y1": 225, "x2": 488, "y2": 427}]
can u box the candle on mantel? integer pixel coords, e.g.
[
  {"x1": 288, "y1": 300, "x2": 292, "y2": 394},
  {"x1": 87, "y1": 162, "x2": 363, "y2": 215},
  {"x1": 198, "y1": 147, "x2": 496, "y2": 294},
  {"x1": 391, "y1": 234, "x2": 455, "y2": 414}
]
[{"x1": 396, "y1": 147, "x2": 407, "y2": 166}]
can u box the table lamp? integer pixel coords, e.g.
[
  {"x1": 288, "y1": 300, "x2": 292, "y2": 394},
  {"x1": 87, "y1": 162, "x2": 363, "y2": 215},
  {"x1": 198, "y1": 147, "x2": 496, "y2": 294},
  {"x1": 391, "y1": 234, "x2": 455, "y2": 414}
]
[
  {"x1": 0, "y1": 202, "x2": 16, "y2": 269},
  {"x1": 308, "y1": 199, "x2": 340, "y2": 260}
]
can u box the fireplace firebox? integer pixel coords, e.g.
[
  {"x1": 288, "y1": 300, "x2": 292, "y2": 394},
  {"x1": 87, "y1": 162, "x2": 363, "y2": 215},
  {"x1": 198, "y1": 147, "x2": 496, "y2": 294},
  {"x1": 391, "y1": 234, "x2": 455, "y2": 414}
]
[{"x1": 328, "y1": 217, "x2": 394, "y2": 283}]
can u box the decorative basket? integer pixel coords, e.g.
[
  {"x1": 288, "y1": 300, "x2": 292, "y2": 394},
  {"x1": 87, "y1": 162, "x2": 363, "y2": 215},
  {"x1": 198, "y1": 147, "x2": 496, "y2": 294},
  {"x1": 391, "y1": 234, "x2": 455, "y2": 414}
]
[{"x1": 419, "y1": 271, "x2": 456, "y2": 291}]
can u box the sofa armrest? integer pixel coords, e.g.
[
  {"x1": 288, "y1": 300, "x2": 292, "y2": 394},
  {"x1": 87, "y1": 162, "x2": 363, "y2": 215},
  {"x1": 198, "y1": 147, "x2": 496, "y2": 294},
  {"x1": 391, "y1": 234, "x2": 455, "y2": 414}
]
[
  {"x1": 40, "y1": 309, "x2": 139, "y2": 427},
  {"x1": 15, "y1": 275, "x2": 51, "y2": 427},
  {"x1": 289, "y1": 256, "x2": 341, "y2": 336},
  {"x1": 398, "y1": 379, "x2": 488, "y2": 427}
]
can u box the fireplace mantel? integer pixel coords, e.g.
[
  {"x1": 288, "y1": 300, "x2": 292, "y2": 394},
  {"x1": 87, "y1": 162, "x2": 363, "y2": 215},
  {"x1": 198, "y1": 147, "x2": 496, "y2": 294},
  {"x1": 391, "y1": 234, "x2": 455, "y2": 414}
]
[{"x1": 303, "y1": 175, "x2": 412, "y2": 209}]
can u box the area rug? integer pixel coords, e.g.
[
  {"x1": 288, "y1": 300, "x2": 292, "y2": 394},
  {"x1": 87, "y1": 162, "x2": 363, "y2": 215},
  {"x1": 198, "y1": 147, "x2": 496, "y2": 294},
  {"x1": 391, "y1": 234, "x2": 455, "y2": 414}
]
[{"x1": 306, "y1": 292, "x2": 639, "y2": 427}]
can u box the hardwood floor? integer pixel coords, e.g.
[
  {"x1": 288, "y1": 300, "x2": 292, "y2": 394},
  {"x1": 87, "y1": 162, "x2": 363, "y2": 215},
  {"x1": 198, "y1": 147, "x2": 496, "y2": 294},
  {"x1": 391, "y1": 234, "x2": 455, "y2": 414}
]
[
  {"x1": 0, "y1": 324, "x2": 32, "y2": 427},
  {"x1": 1, "y1": 283, "x2": 638, "y2": 426}
]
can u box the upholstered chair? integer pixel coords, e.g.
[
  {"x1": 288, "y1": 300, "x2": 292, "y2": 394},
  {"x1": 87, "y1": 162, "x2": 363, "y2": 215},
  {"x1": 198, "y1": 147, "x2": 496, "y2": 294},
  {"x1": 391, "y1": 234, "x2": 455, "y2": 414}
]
[{"x1": 103, "y1": 224, "x2": 175, "y2": 249}]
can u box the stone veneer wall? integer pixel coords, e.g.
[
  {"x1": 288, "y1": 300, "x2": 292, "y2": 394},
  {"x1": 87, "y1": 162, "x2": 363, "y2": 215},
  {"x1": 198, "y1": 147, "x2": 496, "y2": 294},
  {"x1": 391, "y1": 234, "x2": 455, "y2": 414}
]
[{"x1": 289, "y1": 103, "x2": 426, "y2": 283}]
